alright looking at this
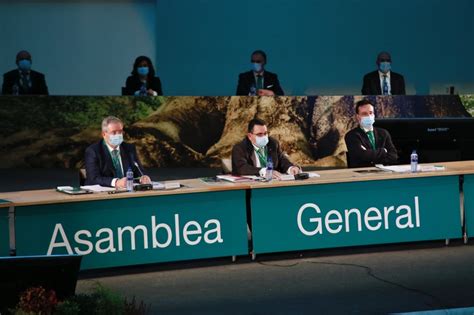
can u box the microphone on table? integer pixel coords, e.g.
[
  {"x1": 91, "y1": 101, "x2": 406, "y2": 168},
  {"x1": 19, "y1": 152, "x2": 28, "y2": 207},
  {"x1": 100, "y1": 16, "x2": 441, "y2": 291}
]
[
  {"x1": 133, "y1": 161, "x2": 145, "y2": 177},
  {"x1": 132, "y1": 160, "x2": 153, "y2": 191}
]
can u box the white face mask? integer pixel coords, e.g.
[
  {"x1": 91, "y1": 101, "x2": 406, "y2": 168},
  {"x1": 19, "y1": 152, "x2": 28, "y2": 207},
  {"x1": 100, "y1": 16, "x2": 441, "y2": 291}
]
[
  {"x1": 255, "y1": 135, "x2": 269, "y2": 148},
  {"x1": 360, "y1": 115, "x2": 375, "y2": 129},
  {"x1": 108, "y1": 133, "x2": 123, "y2": 147}
]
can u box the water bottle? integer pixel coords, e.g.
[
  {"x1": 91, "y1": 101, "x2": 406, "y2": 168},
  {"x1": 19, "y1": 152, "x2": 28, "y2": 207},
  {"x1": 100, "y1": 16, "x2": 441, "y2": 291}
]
[
  {"x1": 12, "y1": 84, "x2": 19, "y2": 96},
  {"x1": 139, "y1": 82, "x2": 147, "y2": 96},
  {"x1": 126, "y1": 167, "x2": 134, "y2": 191},
  {"x1": 249, "y1": 85, "x2": 257, "y2": 96},
  {"x1": 410, "y1": 150, "x2": 418, "y2": 173},
  {"x1": 265, "y1": 157, "x2": 273, "y2": 181}
]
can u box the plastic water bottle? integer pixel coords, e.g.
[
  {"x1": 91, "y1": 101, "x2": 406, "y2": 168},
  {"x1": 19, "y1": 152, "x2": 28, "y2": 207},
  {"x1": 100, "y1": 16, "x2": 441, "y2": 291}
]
[
  {"x1": 249, "y1": 85, "x2": 257, "y2": 96},
  {"x1": 265, "y1": 157, "x2": 273, "y2": 181},
  {"x1": 139, "y1": 82, "x2": 147, "y2": 96},
  {"x1": 126, "y1": 167, "x2": 134, "y2": 191},
  {"x1": 410, "y1": 150, "x2": 418, "y2": 173}
]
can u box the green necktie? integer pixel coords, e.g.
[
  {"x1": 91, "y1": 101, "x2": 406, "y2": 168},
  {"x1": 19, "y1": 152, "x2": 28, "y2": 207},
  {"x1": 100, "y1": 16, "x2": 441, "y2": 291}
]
[
  {"x1": 111, "y1": 149, "x2": 124, "y2": 178},
  {"x1": 256, "y1": 75, "x2": 263, "y2": 90},
  {"x1": 255, "y1": 148, "x2": 267, "y2": 167},
  {"x1": 366, "y1": 130, "x2": 376, "y2": 150}
]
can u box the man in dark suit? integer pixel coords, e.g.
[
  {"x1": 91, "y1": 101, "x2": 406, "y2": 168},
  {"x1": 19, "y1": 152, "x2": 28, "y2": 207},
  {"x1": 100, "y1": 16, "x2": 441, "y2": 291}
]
[
  {"x1": 232, "y1": 118, "x2": 300, "y2": 179},
  {"x1": 236, "y1": 50, "x2": 284, "y2": 96},
  {"x1": 361, "y1": 51, "x2": 405, "y2": 95},
  {"x1": 2, "y1": 50, "x2": 49, "y2": 95},
  {"x1": 85, "y1": 116, "x2": 151, "y2": 188},
  {"x1": 345, "y1": 99, "x2": 398, "y2": 168}
]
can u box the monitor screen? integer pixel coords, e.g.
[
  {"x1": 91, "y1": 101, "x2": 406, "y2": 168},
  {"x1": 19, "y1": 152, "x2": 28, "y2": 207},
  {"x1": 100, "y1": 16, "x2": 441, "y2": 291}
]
[
  {"x1": 376, "y1": 118, "x2": 474, "y2": 164},
  {"x1": 0, "y1": 255, "x2": 82, "y2": 312}
]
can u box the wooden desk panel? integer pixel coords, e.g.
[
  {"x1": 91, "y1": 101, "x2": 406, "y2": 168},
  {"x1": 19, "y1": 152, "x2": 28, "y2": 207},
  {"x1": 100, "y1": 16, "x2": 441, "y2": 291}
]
[
  {"x1": 1, "y1": 161, "x2": 473, "y2": 207},
  {"x1": 0, "y1": 179, "x2": 250, "y2": 207}
]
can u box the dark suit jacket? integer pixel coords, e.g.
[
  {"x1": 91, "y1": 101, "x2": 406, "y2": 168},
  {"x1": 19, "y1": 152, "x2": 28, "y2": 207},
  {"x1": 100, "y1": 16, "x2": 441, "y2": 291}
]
[
  {"x1": 236, "y1": 70, "x2": 284, "y2": 96},
  {"x1": 2, "y1": 69, "x2": 49, "y2": 95},
  {"x1": 123, "y1": 75, "x2": 163, "y2": 96},
  {"x1": 345, "y1": 127, "x2": 398, "y2": 168},
  {"x1": 231, "y1": 137, "x2": 294, "y2": 175},
  {"x1": 84, "y1": 140, "x2": 146, "y2": 187},
  {"x1": 361, "y1": 70, "x2": 406, "y2": 95}
]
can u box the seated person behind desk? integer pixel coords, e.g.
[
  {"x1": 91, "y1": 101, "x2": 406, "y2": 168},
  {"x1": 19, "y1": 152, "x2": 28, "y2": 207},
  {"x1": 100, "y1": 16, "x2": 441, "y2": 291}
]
[
  {"x1": 85, "y1": 116, "x2": 151, "y2": 188},
  {"x1": 345, "y1": 99, "x2": 398, "y2": 168},
  {"x1": 236, "y1": 50, "x2": 284, "y2": 96},
  {"x1": 123, "y1": 55, "x2": 163, "y2": 96},
  {"x1": 361, "y1": 51, "x2": 405, "y2": 95},
  {"x1": 232, "y1": 118, "x2": 300, "y2": 179},
  {"x1": 2, "y1": 50, "x2": 49, "y2": 95}
]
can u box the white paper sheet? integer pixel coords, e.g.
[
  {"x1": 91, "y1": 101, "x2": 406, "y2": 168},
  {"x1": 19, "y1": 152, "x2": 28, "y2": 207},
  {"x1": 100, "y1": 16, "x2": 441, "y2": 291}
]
[{"x1": 80, "y1": 185, "x2": 116, "y2": 192}]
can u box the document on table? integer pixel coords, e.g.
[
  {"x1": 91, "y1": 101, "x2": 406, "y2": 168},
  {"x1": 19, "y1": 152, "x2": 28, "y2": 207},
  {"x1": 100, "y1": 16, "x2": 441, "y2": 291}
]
[
  {"x1": 152, "y1": 181, "x2": 181, "y2": 190},
  {"x1": 375, "y1": 164, "x2": 446, "y2": 173},
  {"x1": 216, "y1": 175, "x2": 259, "y2": 182},
  {"x1": 80, "y1": 185, "x2": 116, "y2": 192},
  {"x1": 57, "y1": 186, "x2": 93, "y2": 195}
]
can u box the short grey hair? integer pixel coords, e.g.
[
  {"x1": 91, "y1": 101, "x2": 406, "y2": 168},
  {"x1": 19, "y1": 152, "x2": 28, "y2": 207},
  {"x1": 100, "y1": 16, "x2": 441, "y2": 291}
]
[{"x1": 101, "y1": 116, "x2": 123, "y2": 132}]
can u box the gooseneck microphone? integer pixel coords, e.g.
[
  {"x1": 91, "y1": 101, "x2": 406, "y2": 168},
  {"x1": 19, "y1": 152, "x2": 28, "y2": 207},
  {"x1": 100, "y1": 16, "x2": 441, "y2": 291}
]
[{"x1": 133, "y1": 161, "x2": 145, "y2": 177}]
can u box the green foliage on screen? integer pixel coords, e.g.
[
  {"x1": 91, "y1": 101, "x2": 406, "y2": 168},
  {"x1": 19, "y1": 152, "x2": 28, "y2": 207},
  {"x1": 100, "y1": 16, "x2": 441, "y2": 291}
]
[
  {"x1": 0, "y1": 96, "x2": 163, "y2": 136},
  {"x1": 460, "y1": 95, "x2": 474, "y2": 116}
]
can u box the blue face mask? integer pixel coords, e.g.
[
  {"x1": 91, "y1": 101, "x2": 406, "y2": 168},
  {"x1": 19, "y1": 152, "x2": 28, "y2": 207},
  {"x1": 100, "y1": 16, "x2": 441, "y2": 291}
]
[
  {"x1": 360, "y1": 115, "x2": 375, "y2": 129},
  {"x1": 137, "y1": 66, "x2": 149, "y2": 76},
  {"x1": 379, "y1": 62, "x2": 391, "y2": 74},
  {"x1": 251, "y1": 63, "x2": 263, "y2": 73},
  {"x1": 109, "y1": 133, "x2": 123, "y2": 147},
  {"x1": 18, "y1": 59, "x2": 32, "y2": 72}
]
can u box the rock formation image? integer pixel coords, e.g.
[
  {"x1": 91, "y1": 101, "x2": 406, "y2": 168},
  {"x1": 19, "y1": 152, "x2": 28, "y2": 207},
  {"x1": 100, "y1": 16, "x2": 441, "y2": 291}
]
[{"x1": 0, "y1": 95, "x2": 470, "y2": 169}]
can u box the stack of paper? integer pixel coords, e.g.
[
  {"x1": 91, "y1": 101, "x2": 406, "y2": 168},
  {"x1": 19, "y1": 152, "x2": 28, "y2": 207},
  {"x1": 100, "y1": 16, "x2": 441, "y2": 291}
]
[
  {"x1": 375, "y1": 164, "x2": 446, "y2": 173},
  {"x1": 57, "y1": 186, "x2": 93, "y2": 195},
  {"x1": 216, "y1": 175, "x2": 258, "y2": 182},
  {"x1": 80, "y1": 185, "x2": 116, "y2": 192},
  {"x1": 152, "y1": 181, "x2": 181, "y2": 190}
]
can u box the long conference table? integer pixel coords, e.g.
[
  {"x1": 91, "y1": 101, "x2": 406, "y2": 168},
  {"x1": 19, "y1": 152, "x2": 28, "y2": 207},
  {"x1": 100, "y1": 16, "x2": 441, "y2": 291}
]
[{"x1": 1, "y1": 161, "x2": 474, "y2": 270}]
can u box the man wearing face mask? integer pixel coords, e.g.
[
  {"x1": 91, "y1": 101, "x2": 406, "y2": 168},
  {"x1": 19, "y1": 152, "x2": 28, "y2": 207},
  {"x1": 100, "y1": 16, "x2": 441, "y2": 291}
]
[
  {"x1": 84, "y1": 116, "x2": 151, "y2": 188},
  {"x1": 361, "y1": 51, "x2": 405, "y2": 95},
  {"x1": 344, "y1": 99, "x2": 398, "y2": 168},
  {"x1": 236, "y1": 50, "x2": 284, "y2": 96},
  {"x1": 231, "y1": 118, "x2": 300, "y2": 179},
  {"x1": 2, "y1": 50, "x2": 49, "y2": 95}
]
